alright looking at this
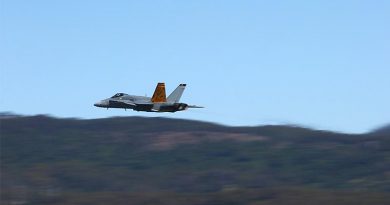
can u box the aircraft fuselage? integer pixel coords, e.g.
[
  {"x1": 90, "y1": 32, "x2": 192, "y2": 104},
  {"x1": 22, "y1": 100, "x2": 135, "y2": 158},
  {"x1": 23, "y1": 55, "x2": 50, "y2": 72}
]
[{"x1": 94, "y1": 95, "x2": 188, "y2": 112}]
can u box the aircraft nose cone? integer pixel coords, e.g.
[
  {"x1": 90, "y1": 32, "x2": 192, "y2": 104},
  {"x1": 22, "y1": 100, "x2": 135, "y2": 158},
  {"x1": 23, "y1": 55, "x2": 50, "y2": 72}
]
[{"x1": 94, "y1": 100, "x2": 108, "y2": 107}]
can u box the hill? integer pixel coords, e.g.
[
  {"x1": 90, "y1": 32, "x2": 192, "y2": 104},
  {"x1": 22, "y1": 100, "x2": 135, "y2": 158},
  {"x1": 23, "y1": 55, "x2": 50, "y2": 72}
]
[
  {"x1": 371, "y1": 124, "x2": 390, "y2": 136},
  {"x1": 1, "y1": 115, "x2": 389, "y2": 204}
]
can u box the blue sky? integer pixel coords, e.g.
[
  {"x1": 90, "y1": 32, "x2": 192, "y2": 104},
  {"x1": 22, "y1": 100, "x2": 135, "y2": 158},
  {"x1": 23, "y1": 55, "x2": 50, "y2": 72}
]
[{"x1": 1, "y1": 0, "x2": 389, "y2": 133}]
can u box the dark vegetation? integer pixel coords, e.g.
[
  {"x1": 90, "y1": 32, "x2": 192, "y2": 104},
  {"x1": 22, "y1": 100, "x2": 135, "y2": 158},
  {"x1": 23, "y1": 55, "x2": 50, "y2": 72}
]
[
  {"x1": 371, "y1": 124, "x2": 390, "y2": 136},
  {"x1": 1, "y1": 115, "x2": 389, "y2": 204}
]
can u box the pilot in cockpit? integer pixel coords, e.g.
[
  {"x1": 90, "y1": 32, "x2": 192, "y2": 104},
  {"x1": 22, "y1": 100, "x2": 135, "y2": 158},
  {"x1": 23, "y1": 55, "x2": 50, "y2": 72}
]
[{"x1": 111, "y1": 93, "x2": 124, "y2": 98}]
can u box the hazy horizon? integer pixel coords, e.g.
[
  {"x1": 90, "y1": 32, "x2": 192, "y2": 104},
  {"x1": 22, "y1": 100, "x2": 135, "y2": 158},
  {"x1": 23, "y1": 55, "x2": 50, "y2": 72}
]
[{"x1": 1, "y1": 110, "x2": 388, "y2": 134}]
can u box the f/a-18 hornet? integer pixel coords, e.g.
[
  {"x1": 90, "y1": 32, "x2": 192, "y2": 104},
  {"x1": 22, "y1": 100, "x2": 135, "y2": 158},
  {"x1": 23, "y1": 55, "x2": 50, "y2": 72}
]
[{"x1": 94, "y1": 83, "x2": 203, "y2": 112}]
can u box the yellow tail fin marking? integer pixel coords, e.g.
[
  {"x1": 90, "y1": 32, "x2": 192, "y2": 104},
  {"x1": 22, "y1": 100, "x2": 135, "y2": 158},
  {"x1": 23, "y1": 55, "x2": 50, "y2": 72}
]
[{"x1": 151, "y1": 82, "x2": 167, "y2": 103}]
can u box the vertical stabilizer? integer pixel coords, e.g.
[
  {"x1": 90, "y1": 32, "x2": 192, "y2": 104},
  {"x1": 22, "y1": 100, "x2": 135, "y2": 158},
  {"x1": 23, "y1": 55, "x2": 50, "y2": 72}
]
[
  {"x1": 167, "y1": 84, "x2": 186, "y2": 103},
  {"x1": 151, "y1": 83, "x2": 167, "y2": 103}
]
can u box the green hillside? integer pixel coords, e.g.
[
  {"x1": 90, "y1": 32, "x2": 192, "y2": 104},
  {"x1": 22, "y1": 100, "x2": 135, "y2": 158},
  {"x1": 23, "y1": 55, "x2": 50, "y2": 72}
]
[{"x1": 1, "y1": 115, "x2": 389, "y2": 204}]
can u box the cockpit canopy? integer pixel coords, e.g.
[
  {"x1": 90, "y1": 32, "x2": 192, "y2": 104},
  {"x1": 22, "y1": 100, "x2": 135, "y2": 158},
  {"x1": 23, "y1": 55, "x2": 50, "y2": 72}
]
[{"x1": 111, "y1": 93, "x2": 125, "y2": 98}]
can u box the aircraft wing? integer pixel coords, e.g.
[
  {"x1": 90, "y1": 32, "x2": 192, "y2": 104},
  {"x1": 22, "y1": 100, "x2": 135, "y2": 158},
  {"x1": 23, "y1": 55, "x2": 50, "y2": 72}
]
[{"x1": 109, "y1": 99, "x2": 137, "y2": 106}]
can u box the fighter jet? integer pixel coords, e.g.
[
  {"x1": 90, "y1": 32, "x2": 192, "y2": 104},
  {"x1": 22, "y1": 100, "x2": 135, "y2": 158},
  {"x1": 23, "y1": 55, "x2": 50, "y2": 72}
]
[{"x1": 94, "y1": 83, "x2": 203, "y2": 112}]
